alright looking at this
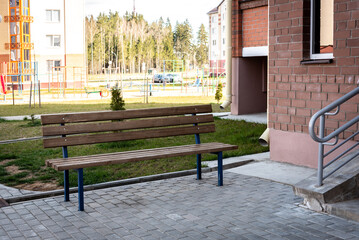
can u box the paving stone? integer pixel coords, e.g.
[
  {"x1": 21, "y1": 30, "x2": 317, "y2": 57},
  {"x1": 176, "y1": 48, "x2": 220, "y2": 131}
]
[{"x1": 1, "y1": 172, "x2": 359, "y2": 239}]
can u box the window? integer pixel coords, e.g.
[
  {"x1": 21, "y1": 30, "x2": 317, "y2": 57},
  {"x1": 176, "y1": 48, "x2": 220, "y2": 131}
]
[
  {"x1": 310, "y1": 0, "x2": 333, "y2": 59},
  {"x1": 223, "y1": 50, "x2": 225, "y2": 57},
  {"x1": 47, "y1": 60, "x2": 61, "y2": 72},
  {"x1": 213, "y1": 40, "x2": 216, "y2": 46},
  {"x1": 23, "y1": 49, "x2": 30, "y2": 61},
  {"x1": 223, "y1": 38, "x2": 225, "y2": 45},
  {"x1": 46, "y1": 10, "x2": 60, "y2": 22},
  {"x1": 46, "y1": 35, "x2": 61, "y2": 47}
]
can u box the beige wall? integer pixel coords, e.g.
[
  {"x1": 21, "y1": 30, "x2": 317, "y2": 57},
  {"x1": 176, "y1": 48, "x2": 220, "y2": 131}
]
[
  {"x1": 66, "y1": 54, "x2": 84, "y2": 68},
  {"x1": 0, "y1": 1, "x2": 9, "y2": 56}
]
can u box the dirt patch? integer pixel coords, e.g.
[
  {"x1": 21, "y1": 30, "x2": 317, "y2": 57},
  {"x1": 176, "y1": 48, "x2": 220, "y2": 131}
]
[
  {"x1": 0, "y1": 160, "x2": 13, "y2": 166},
  {"x1": 4, "y1": 165, "x2": 61, "y2": 191},
  {"x1": 5, "y1": 165, "x2": 24, "y2": 175},
  {"x1": 15, "y1": 181, "x2": 62, "y2": 191}
]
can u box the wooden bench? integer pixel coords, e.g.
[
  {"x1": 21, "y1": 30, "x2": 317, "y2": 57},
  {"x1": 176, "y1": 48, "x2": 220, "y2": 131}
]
[{"x1": 41, "y1": 104, "x2": 238, "y2": 211}]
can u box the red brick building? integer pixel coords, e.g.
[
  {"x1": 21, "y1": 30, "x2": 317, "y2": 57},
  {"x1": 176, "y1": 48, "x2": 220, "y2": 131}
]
[{"x1": 230, "y1": 0, "x2": 358, "y2": 168}]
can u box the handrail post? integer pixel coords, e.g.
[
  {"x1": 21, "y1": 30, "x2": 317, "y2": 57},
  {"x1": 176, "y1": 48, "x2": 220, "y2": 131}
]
[{"x1": 317, "y1": 115, "x2": 325, "y2": 186}]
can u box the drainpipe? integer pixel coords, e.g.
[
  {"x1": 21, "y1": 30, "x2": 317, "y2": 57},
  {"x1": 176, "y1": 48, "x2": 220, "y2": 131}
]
[
  {"x1": 258, "y1": 3, "x2": 270, "y2": 147},
  {"x1": 220, "y1": 0, "x2": 232, "y2": 109}
]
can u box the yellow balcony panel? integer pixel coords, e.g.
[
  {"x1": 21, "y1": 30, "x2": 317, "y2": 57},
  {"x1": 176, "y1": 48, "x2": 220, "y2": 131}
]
[
  {"x1": 21, "y1": 16, "x2": 34, "y2": 22},
  {"x1": 21, "y1": 43, "x2": 34, "y2": 49}
]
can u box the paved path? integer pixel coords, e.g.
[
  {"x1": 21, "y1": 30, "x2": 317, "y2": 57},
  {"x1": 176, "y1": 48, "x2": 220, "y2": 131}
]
[{"x1": 1, "y1": 171, "x2": 359, "y2": 240}]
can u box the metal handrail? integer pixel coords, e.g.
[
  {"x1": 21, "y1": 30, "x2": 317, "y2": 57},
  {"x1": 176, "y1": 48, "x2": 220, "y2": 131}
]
[
  {"x1": 309, "y1": 87, "x2": 359, "y2": 143},
  {"x1": 308, "y1": 87, "x2": 359, "y2": 186}
]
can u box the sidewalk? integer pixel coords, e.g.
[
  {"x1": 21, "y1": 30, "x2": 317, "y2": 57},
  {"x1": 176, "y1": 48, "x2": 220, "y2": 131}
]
[
  {"x1": 1, "y1": 162, "x2": 358, "y2": 239},
  {"x1": 3, "y1": 113, "x2": 358, "y2": 239}
]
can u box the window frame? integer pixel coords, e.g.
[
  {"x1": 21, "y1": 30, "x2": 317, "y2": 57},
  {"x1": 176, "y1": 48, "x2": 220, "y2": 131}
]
[
  {"x1": 310, "y1": 0, "x2": 334, "y2": 60},
  {"x1": 47, "y1": 60, "x2": 61, "y2": 72},
  {"x1": 46, "y1": 9, "x2": 60, "y2": 23},
  {"x1": 46, "y1": 35, "x2": 61, "y2": 47}
]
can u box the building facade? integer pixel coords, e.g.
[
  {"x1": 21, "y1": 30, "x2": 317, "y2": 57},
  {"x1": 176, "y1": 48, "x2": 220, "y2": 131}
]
[
  {"x1": 31, "y1": 0, "x2": 85, "y2": 79},
  {"x1": 227, "y1": 0, "x2": 358, "y2": 168},
  {"x1": 208, "y1": 0, "x2": 226, "y2": 75},
  {"x1": 0, "y1": 0, "x2": 85, "y2": 88}
]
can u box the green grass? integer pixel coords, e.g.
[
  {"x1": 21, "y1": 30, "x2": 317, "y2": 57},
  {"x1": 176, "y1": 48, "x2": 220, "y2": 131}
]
[
  {"x1": 0, "y1": 118, "x2": 268, "y2": 188},
  {"x1": 0, "y1": 96, "x2": 229, "y2": 116}
]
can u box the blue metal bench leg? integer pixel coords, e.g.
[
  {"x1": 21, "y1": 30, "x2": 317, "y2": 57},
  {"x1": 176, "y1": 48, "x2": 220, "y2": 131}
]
[
  {"x1": 78, "y1": 168, "x2": 84, "y2": 211},
  {"x1": 217, "y1": 152, "x2": 223, "y2": 186},
  {"x1": 197, "y1": 154, "x2": 202, "y2": 180},
  {"x1": 64, "y1": 170, "x2": 70, "y2": 202}
]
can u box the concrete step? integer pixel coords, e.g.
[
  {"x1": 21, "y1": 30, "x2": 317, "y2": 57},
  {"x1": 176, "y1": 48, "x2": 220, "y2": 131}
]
[
  {"x1": 293, "y1": 150, "x2": 359, "y2": 212},
  {"x1": 325, "y1": 199, "x2": 359, "y2": 222}
]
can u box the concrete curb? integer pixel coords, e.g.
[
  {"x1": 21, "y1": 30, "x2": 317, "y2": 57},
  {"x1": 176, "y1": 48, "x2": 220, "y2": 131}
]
[{"x1": 5, "y1": 159, "x2": 253, "y2": 205}]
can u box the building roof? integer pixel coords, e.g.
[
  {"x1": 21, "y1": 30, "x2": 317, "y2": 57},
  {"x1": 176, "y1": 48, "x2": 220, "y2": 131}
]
[{"x1": 207, "y1": 0, "x2": 225, "y2": 15}]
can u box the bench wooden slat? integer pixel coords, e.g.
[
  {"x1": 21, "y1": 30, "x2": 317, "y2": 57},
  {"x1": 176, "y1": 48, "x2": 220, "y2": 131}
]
[
  {"x1": 41, "y1": 104, "x2": 212, "y2": 125},
  {"x1": 43, "y1": 124, "x2": 216, "y2": 148},
  {"x1": 46, "y1": 143, "x2": 212, "y2": 167},
  {"x1": 46, "y1": 143, "x2": 238, "y2": 170},
  {"x1": 42, "y1": 114, "x2": 214, "y2": 137},
  {"x1": 46, "y1": 142, "x2": 237, "y2": 169}
]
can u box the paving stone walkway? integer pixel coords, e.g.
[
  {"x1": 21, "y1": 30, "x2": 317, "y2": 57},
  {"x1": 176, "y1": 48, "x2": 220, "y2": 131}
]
[
  {"x1": 0, "y1": 185, "x2": 39, "y2": 199},
  {"x1": 1, "y1": 171, "x2": 359, "y2": 240}
]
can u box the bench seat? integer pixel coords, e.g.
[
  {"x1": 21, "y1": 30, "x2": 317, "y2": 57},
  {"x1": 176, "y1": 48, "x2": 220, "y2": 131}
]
[{"x1": 46, "y1": 142, "x2": 237, "y2": 171}]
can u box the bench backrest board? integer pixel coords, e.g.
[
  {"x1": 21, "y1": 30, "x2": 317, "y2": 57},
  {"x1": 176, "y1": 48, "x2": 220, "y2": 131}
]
[{"x1": 41, "y1": 104, "x2": 215, "y2": 148}]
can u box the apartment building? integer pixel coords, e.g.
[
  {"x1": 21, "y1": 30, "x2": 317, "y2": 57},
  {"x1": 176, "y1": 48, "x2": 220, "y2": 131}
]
[
  {"x1": 208, "y1": 0, "x2": 226, "y2": 75},
  {"x1": 226, "y1": 0, "x2": 358, "y2": 168},
  {"x1": 0, "y1": 0, "x2": 85, "y2": 87}
]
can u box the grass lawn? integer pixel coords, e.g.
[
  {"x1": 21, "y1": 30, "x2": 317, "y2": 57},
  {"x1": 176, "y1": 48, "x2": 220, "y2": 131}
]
[
  {"x1": 0, "y1": 96, "x2": 228, "y2": 116},
  {"x1": 0, "y1": 99, "x2": 267, "y2": 191}
]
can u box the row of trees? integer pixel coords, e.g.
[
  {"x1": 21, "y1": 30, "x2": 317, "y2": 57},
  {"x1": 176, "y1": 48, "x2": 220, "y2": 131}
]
[{"x1": 85, "y1": 12, "x2": 209, "y2": 74}]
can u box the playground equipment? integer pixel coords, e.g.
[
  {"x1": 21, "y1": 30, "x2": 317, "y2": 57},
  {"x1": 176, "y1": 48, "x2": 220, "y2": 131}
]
[
  {"x1": 1, "y1": 75, "x2": 7, "y2": 95},
  {"x1": 49, "y1": 66, "x2": 87, "y2": 98},
  {"x1": 84, "y1": 86, "x2": 109, "y2": 98},
  {"x1": 0, "y1": 61, "x2": 39, "y2": 105},
  {"x1": 162, "y1": 60, "x2": 184, "y2": 73}
]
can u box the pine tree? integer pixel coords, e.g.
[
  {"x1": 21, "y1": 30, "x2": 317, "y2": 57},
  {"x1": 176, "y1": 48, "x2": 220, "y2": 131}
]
[
  {"x1": 196, "y1": 24, "x2": 209, "y2": 67},
  {"x1": 174, "y1": 19, "x2": 193, "y2": 67},
  {"x1": 110, "y1": 85, "x2": 125, "y2": 111}
]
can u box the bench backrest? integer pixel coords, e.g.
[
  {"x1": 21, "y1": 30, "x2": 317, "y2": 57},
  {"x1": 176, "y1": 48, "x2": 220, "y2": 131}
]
[{"x1": 41, "y1": 104, "x2": 215, "y2": 148}]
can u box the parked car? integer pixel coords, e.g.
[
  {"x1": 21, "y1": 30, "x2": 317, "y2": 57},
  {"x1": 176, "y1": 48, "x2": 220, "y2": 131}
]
[
  {"x1": 153, "y1": 74, "x2": 165, "y2": 83},
  {"x1": 209, "y1": 72, "x2": 226, "y2": 78},
  {"x1": 165, "y1": 73, "x2": 183, "y2": 83}
]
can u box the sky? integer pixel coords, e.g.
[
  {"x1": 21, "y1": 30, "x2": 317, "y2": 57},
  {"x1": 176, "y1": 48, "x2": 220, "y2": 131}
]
[{"x1": 85, "y1": 0, "x2": 221, "y2": 33}]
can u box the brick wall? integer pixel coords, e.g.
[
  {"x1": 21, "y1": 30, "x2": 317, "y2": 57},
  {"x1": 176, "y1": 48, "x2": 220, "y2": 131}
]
[
  {"x1": 232, "y1": 0, "x2": 243, "y2": 57},
  {"x1": 232, "y1": 0, "x2": 269, "y2": 56},
  {"x1": 268, "y1": 0, "x2": 359, "y2": 141},
  {"x1": 243, "y1": 6, "x2": 268, "y2": 47}
]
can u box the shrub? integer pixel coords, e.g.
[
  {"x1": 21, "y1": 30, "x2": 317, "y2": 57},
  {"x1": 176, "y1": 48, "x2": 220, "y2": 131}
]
[
  {"x1": 215, "y1": 83, "x2": 223, "y2": 104},
  {"x1": 110, "y1": 85, "x2": 125, "y2": 111}
]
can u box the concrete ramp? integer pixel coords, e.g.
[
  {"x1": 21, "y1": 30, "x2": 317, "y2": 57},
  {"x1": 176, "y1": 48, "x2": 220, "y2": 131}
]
[{"x1": 293, "y1": 151, "x2": 359, "y2": 220}]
